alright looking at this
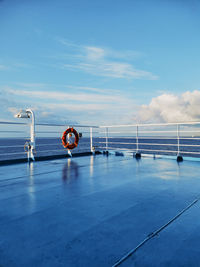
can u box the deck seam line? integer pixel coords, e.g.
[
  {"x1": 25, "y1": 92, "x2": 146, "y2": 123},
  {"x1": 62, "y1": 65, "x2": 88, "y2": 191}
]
[{"x1": 112, "y1": 197, "x2": 200, "y2": 267}]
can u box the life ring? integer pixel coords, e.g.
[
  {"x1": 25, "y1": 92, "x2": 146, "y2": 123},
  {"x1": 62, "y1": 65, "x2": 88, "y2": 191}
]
[{"x1": 62, "y1": 127, "x2": 79, "y2": 150}]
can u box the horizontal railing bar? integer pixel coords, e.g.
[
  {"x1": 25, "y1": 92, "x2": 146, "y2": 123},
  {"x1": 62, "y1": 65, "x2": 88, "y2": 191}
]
[
  {"x1": 138, "y1": 148, "x2": 200, "y2": 154},
  {"x1": 96, "y1": 136, "x2": 200, "y2": 139},
  {"x1": 0, "y1": 137, "x2": 30, "y2": 140},
  {"x1": 36, "y1": 145, "x2": 68, "y2": 147},
  {"x1": 98, "y1": 146, "x2": 200, "y2": 155},
  {"x1": 2, "y1": 120, "x2": 200, "y2": 128},
  {"x1": 105, "y1": 130, "x2": 200, "y2": 134},
  {"x1": 35, "y1": 149, "x2": 90, "y2": 153},
  {"x1": 35, "y1": 149, "x2": 72, "y2": 153},
  {"x1": 35, "y1": 123, "x2": 99, "y2": 128},
  {"x1": 0, "y1": 121, "x2": 28, "y2": 125},
  {"x1": 136, "y1": 148, "x2": 178, "y2": 153},
  {"x1": 95, "y1": 136, "x2": 178, "y2": 139},
  {"x1": 0, "y1": 131, "x2": 26, "y2": 133},
  {"x1": 0, "y1": 148, "x2": 91, "y2": 155},
  {"x1": 97, "y1": 146, "x2": 134, "y2": 151},
  {"x1": 36, "y1": 130, "x2": 91, "y2": 132},
  {"x1": 0, "y1": 145, "x2": 25, "y2": 148},
  {"x1": 100, "y1": 121, "x2": 200, "y2": 128},
  {"x1": 97, "y1": 141, "x2": 200, "y2": 148},
  {"x1": 141, "y1": 149, "x2": 200, "y2": 155},
  {"x1": 98, "y1": 141, "x2": 137, "y2": 145},
  {"x1": 136, "y1": 137, "x2": 200, "y2": 140},
  {"x1": 98, "y1": 131, "x2": 177, "y2": 134},
  {"x1": 0, "y1": 151, "x2": 26, "y2": 155},
  {"x1": 0, "y1": 121, "x2": 98, "y2": 128},
  {"x1": 36, "y1": 131, "x2": 64, "y2": 134},
  {"x1": 99, "y1": 146, "x2": 200, "y2": 156}
]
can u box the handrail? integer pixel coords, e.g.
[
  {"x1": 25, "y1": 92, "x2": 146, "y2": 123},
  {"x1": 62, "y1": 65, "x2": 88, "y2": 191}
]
[
  {"x1": 1, "y1": 117, "x2": 200, "y2": 162},
  {"x1": 99, "y1": 121, "x2": 200, "y2": 128},
  {"x1": 0, "y1": 121, "x2": 98, "y2": 128}
]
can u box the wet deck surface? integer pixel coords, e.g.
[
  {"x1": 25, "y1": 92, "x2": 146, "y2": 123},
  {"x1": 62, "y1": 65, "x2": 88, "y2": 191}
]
[{"x1": 1, "y1": 154, "x2": 200, "y2": 266}]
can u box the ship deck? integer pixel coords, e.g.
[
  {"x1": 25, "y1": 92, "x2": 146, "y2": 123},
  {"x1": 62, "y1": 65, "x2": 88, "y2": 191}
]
[{"x1": 1, "y1": 154, "x2": 200, "y2": 266}]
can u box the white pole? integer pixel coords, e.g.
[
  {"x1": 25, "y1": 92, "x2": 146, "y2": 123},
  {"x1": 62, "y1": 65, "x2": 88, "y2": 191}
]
[
  {"x1": 106, "y1": 127, "x2": 108, "y2": 151},
  {"x1": 136, "y1": 125, "x2": 139, "y2": 152},
  {"x1": 26, "y1": 109, "x2": 35, "y2": 161},
  {"x1": 177, "y1": 124, "x2": 180, "y2": 156},
  {"x1": 90, "y1": 127, "x2": 94, "y2": 153}
]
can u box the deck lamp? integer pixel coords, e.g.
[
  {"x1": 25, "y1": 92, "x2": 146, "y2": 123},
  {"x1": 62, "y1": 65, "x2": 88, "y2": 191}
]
[{"x1": 14, "y1": 109, "x2": 35, "y2": 162}]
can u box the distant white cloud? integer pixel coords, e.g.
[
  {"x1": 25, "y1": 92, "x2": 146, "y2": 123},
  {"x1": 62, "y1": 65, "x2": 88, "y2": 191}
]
[
  {"x1": 85, "y1": 46, "x2": 105, "y2": 61},
  {"x1": 15, "y1": 82, "x2": 47, "y2": 88},
  {"x1": 7, "y1": 88, "x2": 124, "y2": 104},
  {"x1": 14, "y1": 82, "x2": 120, "y2": 94},
  {"x1": 0, "y1": 64, "x2": 8, "y2": 70},
  {"x1": 58, "y1": 40, "x2": 158, "y2": 80},
  {"x1": 0, "y1": 62, "x2": 32, "y2": 71},
  {"x1": 65, "y1": 85, "x2": 120, "y2": 94},
  {"x1": 72, "y1": 61, "x2": 157, "y2": 80},
  {"x1": 139, "y1": 90, "x2": 200, "y2": 123},
  {"x1": 2, "y1": 85, "x2": 135, "y2": 125}
]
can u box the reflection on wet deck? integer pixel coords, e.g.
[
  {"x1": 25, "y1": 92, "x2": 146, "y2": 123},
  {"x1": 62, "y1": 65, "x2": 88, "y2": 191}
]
[{"x1": 1, "y1": 155, "x2": 200, "y2": 266}]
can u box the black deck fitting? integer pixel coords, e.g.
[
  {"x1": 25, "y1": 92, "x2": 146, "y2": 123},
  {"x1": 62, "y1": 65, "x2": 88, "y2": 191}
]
[
  {"x1": 135, "y1": 152, "x2": 141, "y2": 159},
  {"x1": 177, "y1": 155, "x2": 183, "y2": 162},
  {"x1": 103, "y1": 151, "x2": 109, "y2": 156},
  {"x1": 115, "y1": 151, "x2": 124, "y2": 156}
]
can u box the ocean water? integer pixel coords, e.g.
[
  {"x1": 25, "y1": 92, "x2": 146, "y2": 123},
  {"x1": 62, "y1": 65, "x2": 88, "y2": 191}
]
[{"x1": 0, "y1": 137, "x2": 200, "y2": 161}]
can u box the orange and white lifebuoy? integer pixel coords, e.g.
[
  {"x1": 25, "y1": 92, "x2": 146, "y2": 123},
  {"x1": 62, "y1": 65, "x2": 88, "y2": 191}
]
[{"x1": 62, "y1": 127, "x2": 79, "y2": 150}]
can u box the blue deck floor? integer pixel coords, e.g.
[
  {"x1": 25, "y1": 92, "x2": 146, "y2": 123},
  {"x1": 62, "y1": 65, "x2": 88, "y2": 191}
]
[{"x1": 1, "y1": 154, "x2": 200, "y2": 266}]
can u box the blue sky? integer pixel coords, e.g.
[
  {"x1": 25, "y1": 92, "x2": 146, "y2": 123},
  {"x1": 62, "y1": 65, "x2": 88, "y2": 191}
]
[{"x1": 0, "y1": 0, "x2": 200, "y2": 125}]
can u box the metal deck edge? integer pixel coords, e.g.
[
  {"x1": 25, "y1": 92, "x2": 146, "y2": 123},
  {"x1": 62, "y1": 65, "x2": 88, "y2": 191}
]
[{"x1": 0, "y1": 151, "x2": 102, "y2": 166}]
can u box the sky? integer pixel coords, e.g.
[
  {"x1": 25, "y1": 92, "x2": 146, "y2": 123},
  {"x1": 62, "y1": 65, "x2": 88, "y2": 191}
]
[{"x1": 0, "y1": 0, "x2": 200, "y2": 126}]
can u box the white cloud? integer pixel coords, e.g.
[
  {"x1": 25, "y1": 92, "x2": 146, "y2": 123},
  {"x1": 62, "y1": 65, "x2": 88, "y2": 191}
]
[
  {"x1": 85, "y1": 46, "x2": 105, "y2": 61},
  {"x1": 7, "y1": 88, "x2": 124, "y2": 104},
  {"x1": 2, "y1": 86, "x2": 135, "y2": 125},
  {"x1": 65, "y1": 85, "x2": 120, "y2": 94},
  {"x1": 0, "y1": 62, "x2": 32, "y2": 72},
  {"x1": 139, "y1": 90, "x2": 200, "y2": 123},
  {"x1": 12, "y1": 82, "x2": 120, "y2": 94},
  {"x1": 58, "y1": 40, "x2": 158, "y2": 80},
  {"x1": 75, "y1": 61, "x2": 158, "y2": 80},
  {"x1": 15, "y1": 82, "x2": 47, "y2": 88},
  {"x1": 0, "y1": 64, "x2": 8, "y2": 70}
]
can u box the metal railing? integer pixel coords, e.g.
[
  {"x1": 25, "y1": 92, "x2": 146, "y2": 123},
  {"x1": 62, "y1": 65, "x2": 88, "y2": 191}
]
[
  {"x1": 1, "y1": 113, "x2": 200, "y2": 162},
  {"x1": 0, "y1": 120, "x2": 99, "y2": 162},
  {"x1": 99, "y1": 122, "x2": 200, "y2": 161}
]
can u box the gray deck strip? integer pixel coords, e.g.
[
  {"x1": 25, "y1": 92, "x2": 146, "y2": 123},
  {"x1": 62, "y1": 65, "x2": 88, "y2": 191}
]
[{"x1": 0, "y1": 155, "x2": 200, "y2": 266}]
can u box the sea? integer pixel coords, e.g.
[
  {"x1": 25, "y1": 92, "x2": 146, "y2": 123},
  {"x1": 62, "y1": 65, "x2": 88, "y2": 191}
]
[{"x1": 1, "y1": 137, "x2": 200, "y2": 161}]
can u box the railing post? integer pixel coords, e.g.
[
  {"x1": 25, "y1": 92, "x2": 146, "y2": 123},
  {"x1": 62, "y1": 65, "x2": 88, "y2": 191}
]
[
  {"x1": 177, "y1": 124, "x2": 183, "y2": 162},
  {"x1": 136, "y1": 125, "x2": 139, "y2": 152},
  {"x1": 105, "y1": 127, "x2": 109, "y2": 154},
  {"x1": 135, "y1": 125, "x2": 141, "y2": 159},
  {"x1": 177, "y1": 124, "x2": 180, "y2": 155},
  {"x1": 90, "y1": 127, "x2": 95, "y2": 154}
]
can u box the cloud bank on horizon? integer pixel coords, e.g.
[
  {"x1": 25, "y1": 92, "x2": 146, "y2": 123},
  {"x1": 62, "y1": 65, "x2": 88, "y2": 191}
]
[
  {"x1": 3, "y1": 84, "x2": 200, "y2": 125},
  {"x1": 139, "y1": 90, "x2": 200, "y2": 123},
  {"x1": 1, "y1": 83, "x2": 135, "y2": 125}
]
